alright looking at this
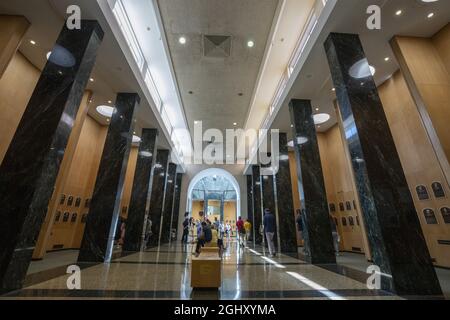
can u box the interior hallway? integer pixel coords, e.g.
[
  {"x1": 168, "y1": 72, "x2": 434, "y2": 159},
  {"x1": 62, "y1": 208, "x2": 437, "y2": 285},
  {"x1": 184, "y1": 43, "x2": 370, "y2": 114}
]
[{"x1": 0, "y1": 242, "x2": 421, "y2": 300}]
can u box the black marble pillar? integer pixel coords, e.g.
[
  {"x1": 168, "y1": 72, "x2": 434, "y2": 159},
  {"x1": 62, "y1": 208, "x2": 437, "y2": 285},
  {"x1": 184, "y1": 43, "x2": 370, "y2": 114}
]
[
  {"x1": 246, "y1": 174, "x2": 254, "y2": 241},
  {"x1": 160, "y1": 163, "x2": 177, "y2": 244},
  {"x1": 147, "y1": 150, "x2": 169, "y2": 248},
  {"x1": 170, "y1": 173, "x2": 183, "y2": 241},
  {"x1": 0, "y1": 20, "x2": 104, "y2": 292},
  {"x1": 122, "y1": 129, "x2": 158, "y2": 252},
  {"x1": 289, "y1": 99, "x2": 336, "y2": 264},
  {"x1": 78, "y1": 93, "x2": 139, "y2": 262},
  {"x1": 324, "y1": 32, "x2": 441, "y2": 296},
  {"x1": 252, "y1": 165, "x2": 263, "y2": 245},
  {"x1": 261, "y1": 162, "x2": 277, "y2": 248},
  {"x1": 273, "y1": 133, "x2": 298, "y2": 255}
]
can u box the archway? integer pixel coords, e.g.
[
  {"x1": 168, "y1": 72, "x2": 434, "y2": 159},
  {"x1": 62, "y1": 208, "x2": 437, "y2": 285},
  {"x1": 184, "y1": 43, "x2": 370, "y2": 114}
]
[{"x1": 186, "y1": 168, "x2": 241, "y2": 223}]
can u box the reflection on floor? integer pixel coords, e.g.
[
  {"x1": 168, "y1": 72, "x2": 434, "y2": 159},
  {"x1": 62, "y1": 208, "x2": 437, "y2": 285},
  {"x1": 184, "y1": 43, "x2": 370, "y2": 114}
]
[{"x1": 1, "y1": 242, "x2": 448, "y2": 300}]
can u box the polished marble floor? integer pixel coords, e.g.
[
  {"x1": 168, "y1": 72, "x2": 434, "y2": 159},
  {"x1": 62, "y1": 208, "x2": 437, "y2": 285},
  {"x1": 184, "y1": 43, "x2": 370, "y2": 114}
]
[{"x1": 2, "y1": 241, "x2": 447, "y2": 300}]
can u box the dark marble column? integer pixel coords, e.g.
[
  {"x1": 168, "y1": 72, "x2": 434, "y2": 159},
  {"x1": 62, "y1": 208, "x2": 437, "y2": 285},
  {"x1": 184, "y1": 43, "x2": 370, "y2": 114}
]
[
  {"x1": 170, "y1": 173, "x2": 183, "y2": 241},
  {"x1": 122, "y1": 129, "x2": 158, "y2": 252},
  {"x1": 324, "y1": 32, "x2": 442, "y2": 296},
  {"x1": 289, "y1": 99, "x2": 336, "y2": 264},
  {"x1": 273, "y1": 133, "x2": 298, "y2": 255},
  {"x1": 246, "y1": 174, "x2": 254, "y2": 241},
  {"x1": 0, "y1": 20, "x2": 104, "y2": 292},
  {"x1": 147, "y1": 150, "x2": 169, "y2": 248},
  {"x1": 160, "y1": 163, "x2": 177, "y2": 244},
  {"x1": 252, "y1": 165, "x2": 263, "y2": 245},
  {"x1": 78, "y1": 93, "x2": 139, "y2": 262},
  {"x1": 261, "y1": 162, "x2": 277, "y2": 248}
]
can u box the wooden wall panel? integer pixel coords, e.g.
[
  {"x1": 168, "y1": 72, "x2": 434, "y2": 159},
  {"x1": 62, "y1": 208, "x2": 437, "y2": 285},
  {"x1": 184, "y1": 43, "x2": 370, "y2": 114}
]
[
  {"x1": 46, "y1": 116, "x2": 108, "y2": 251},
  {"x1": 0, "y1": 52, "x2": 39, "y2": 162},
  {"x1": 118, "y1": 147, "x2": 139, "y2": 219},
  {"x1": 0, "y1": 15, "x2": 29, "y2": 78},
  {"x1": 393, "y1": 29, "x2": 450, "y2": 171},
  {"x1": 379, "y1": 70, "x2": 450, "y2": 267},
  {"x1": 317, "y1": 128, "x2": 366, "y2": 254}
]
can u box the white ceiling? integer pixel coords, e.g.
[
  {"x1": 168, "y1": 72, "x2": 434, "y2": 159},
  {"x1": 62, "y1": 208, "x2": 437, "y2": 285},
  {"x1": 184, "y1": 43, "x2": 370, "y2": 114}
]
[
  {"x1": 156, "y1": 0, "x2": 279, "y2": 136},
  {"x1": 270, "y1": 0, "x2": 450, "y2": 144},
  {"x1": 0, "y1": 0, "x2": 172, "y2": 150}
]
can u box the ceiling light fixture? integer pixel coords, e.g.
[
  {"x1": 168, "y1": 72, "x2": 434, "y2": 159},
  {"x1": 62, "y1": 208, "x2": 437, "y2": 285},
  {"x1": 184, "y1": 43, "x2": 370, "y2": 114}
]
[
  {"x1": 247, "y1": 40, "x2": 255, "y2": 48},
  {"x1": 89, "y1": 78, "x2": 94, "y2": 82},
  {"x1": 313, "y1": 113, "x2": 331, "y2": 125},
  {"x1": 233, "y1": 122, "x2": 237, "y2": 126},
  {"x1": 349, "y1": 59, "x2": 376, "y2": 78},
  {"x1": 132, "y1": 135, "x2": 142, "y2": 144},
  {"x1": 96, "y1": 105, "x2": 115, "y2": 117},
  {"x1": 179, "y1": 36, "x2": 187, "y2": 44},
  {"x1": 30, "y1": 40, "x2": 36, "y2": 45},
  {"x1": 395, "y1": 10, "x2": 403, "y2": 16},
  {"x1": 384, "y1": 57, "x2": 390, "y2": 62},
  {"x1": 427, "y1": 12, "x2": 435, "y2": 19}
]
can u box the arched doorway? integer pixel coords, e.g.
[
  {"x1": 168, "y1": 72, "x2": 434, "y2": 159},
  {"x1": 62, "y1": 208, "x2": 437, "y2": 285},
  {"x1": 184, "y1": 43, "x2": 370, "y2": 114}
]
[{"x1": 186, "y1": 168, "x2": 241, "y2": 223}]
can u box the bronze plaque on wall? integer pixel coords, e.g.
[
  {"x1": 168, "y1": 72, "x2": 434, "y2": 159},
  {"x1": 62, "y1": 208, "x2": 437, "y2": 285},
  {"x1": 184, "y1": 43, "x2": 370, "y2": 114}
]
[
  {"x1": 441, "y1": 207, "x2": 450, "y2": 224},
  {"x1": 67, "y1": 196, "x2": 74, "y2": 206},
  {"x1": 416, "y1": 185, "x2": 430, "y2": 201},
  {"x1": 423, "y1": 208, "x2": 438, "y2": 225},
  {"x1": 431, "y1": 182, "x2": 445, "y2": 198},
  {"x1": 346, "y1": 201, "x2": 352, "y2": 211}
]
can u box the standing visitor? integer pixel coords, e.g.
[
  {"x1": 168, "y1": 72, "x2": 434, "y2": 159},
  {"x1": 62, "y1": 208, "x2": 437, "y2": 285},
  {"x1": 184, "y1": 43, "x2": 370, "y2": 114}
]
[
  {"x1": 144, "y1": 214, "x2": 152, "y2": 249},
  {"x1": 330, "y1": 214, "x2": 340, "y2": 256},
  {"x1": 244, "y1": 219, "x2": 252, "y2": 246},
  {"x1": 236, "y1": 216, "x2": 245, "y2": 247},
  {"x1": 263, "y1": 208, "x2": 276, "y2": 257},
  {"x1": 181, "y1": 212, "x2": 190, "y2": 244}
]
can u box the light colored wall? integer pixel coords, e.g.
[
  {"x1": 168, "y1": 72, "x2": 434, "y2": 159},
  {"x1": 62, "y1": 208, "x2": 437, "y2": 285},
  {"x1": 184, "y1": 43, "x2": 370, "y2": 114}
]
[
  {"x1": 118, "y1": 146, "x2": 139, "y2": 219},
  {"x1": 379, "y1": 70, "x2": 450, "y2": 267},
  {"x1": 0, "y1": 52, "x2": 40, "y2": 162}
]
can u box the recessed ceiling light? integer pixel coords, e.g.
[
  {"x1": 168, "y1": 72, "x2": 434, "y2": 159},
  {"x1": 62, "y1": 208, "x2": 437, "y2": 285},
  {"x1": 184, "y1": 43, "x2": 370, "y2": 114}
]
[
  {"x1": 247, "y1": 40, "x2": 255, "y2": 48},
  {"x1": 290, "y1": 124, "x2": 294, "y2": 128},
  {"x1": 30, "y1": 40, "x2": 36, "y2": 45},
  {"x1": 194, "y1": 120, "x2": 200, "y2": 124},
  {"x1": 332, "y1": 88, "x2": 336, "y2": 92},
  {"x1": 179, "y1": 36, "x2": 186, "y2": 44},
  {"x1": 395, "y1": 10, "x2": 403, "y2": 16},
  {"x1": 384, "y1": 57, "x2": 390, "y2": 62},
  {"x1": 315, "y1": 107, "x2": 319, "y2": 111},
  {"x1": 108, "y1": 100, "x2": 112, "y2": 104},
  {"x1": 427, "y1": 12, "x2": 435, "y2": 19},
  {"x1": 96, "y1": 105, "x2": 115, "y2": 117},
  {"x1": 89, "y1": 78, "x2": 94, "y2": 82},
  {"x1": 313, "y1": 113, "x2": 331, "y2": 125},
  {"x1": 233, "y1": 122, "x2": 237, "y2": 126}
]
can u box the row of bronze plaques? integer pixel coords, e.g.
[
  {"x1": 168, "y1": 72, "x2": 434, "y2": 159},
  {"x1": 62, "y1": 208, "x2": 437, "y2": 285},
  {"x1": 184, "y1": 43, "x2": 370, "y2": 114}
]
[
  {"x1": 59, "y1": 194, "x2": 91, "y2": 208},
  {"x1": 333, "y1": 215, "x2": 360, "y2": 227},
  {"x1": 329, "y1": 200, "x2": 356, "y2": 213},
  {"x1": 423, "y1": 207, "x2": 450, "y2": 225},
  {"x1": 54, "y1": 211, "x2": 87, "y2": 224},
  {"x1": 416, "y1": 182, "x2": 446, "y2": 201}
]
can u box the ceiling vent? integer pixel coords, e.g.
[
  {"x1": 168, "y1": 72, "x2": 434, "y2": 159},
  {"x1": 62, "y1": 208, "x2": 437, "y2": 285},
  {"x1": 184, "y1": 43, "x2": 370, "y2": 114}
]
[{"x1": 203, "y1": 35, "x2": 232, "y2": 58}]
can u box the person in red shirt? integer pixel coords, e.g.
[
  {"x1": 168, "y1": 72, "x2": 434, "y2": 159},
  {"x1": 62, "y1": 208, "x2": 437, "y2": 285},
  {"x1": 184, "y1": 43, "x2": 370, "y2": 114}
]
[{"x1": 236, "y1": 216, "x2": 245, "y2": 248}]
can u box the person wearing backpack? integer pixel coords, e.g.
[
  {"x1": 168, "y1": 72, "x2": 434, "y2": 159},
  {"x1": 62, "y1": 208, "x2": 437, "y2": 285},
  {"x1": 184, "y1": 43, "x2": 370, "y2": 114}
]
[{"x1": 194, "y1": 221, "x2": 213, "y2": 257}]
